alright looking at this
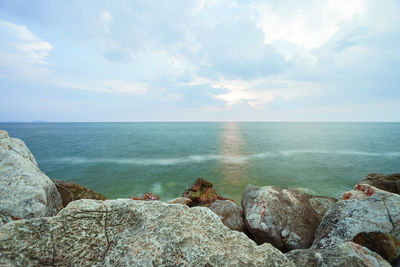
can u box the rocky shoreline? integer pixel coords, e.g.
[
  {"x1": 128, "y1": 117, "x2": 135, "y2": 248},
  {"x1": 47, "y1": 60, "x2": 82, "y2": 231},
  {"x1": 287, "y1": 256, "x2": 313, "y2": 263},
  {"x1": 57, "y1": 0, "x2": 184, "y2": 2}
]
[{"x1": 0, "y1": 129, "x2": 399, "y2": 266}]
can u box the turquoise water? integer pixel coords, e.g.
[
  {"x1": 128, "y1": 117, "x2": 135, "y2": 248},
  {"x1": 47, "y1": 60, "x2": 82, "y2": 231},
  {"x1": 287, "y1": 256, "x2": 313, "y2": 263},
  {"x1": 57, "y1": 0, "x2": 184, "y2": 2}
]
[{"x1": 1, "y1": 122, "x2": 399, "y2": 202}]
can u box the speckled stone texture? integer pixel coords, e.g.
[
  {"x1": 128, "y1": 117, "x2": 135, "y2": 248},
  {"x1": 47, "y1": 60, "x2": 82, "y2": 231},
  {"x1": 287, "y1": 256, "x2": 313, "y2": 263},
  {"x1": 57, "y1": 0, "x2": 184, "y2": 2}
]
[
  {"x1": 0, "y1": 130, "x2": 62, "y2": 225},
  {"x1": 209, "y1": 199, "x2": 246, "y2": 232},
  {"x1": 0, "y1": 199, "x2": 295, "y2": 267},
  {"x1": 313, "y1": 184, "x2": 400, "y2": 249},
  {"x1": 242, "y1": 185, "x2": 321, "y2": 252},
  {"x1": 286, "y1": 241, "x2": 391, "y2": 267}
]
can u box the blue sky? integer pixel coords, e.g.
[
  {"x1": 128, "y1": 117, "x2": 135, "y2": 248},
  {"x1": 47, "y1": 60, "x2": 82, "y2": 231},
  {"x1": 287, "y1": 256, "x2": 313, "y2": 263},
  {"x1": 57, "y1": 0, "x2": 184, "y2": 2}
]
[{"x1": 0, "y1": 0, "x2": 399, "y2": 121}]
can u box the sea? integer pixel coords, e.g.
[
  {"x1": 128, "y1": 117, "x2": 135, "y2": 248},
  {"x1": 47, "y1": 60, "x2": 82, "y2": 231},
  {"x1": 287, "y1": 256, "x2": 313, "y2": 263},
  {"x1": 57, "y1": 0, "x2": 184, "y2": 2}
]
[{"x1": 1, "y1": 122, "x2": 399, "y2": 202}]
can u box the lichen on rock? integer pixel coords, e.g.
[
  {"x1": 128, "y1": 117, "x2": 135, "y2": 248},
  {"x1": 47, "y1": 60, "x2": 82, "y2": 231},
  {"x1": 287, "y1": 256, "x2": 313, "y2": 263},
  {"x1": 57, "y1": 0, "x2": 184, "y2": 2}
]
[
  {"x1": 0, "y1": 130, "x2": 62, "y2": 225},
  {"x1": 0, "y1": 199, "x2": 295, "y2": 266}
]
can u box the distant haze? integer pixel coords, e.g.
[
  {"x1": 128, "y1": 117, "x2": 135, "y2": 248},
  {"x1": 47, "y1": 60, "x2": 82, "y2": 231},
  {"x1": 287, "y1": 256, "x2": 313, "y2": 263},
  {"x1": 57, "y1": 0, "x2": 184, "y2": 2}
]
[{"x1": 0, "y1": 0, "x2": 400, "y2": 122}]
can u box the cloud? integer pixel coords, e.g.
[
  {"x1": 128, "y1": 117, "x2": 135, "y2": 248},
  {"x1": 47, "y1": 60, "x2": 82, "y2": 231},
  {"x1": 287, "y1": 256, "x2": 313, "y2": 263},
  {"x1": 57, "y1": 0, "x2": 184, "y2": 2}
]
[
  {"x1": 181, "y1": 75, "x2": 320, "y2": 108},
  {"x1": 49, "y1": 79, "x2": 148, "y2": 94},
  {"x1": 211, "y1": 77, "x2": 319, "y2": 108},
  {"x1": 0, "y1": 19, "x2": 52, "y2": 78},
  {"x1": 254, "y1": 0, "x2": 367, "y2": 50}
]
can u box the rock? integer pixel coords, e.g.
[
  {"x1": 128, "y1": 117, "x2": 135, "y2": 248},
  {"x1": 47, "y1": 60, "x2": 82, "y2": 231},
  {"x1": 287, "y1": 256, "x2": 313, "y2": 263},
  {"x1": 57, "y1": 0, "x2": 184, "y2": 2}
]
[
  {"x1": 313, "y1": 184, "x2": 400, "y2": 249},
  {"x1": 361, "y1": 173, "x2": 400, "y2": 195},
  {"x1": 183, "y1": 178, "x2": 218, "y2": 206},
  {"x1": 131, "y1": 192, "x2": 160, "y2": 201},
  {"x1": 307, "y1": 195, "x2": 337, "y2": 219},
  {"x1": 166, "y1": 197, "x2": 193, "y2": 206},
  {"x1": 53, "y1": 179, "x2": 106, "y2": 207},
  {"x1": 209, "y1": 199, "x2": 246, "y2": 232},
  {"x1": 0, "y1": 130, "x2": 62, "y2": 225},
  {"x1": 0, "y1": 199, "x2": 295, "y2": 266},
  {"x1": 241, "y1": 185, "x2": 321, "y2": 252},
  {"x1": 286, "y1": 241, "x2": 391, "y2": 267},
  {"x1": 353, "y1": 232, "x2": 400, "y2": 265}
]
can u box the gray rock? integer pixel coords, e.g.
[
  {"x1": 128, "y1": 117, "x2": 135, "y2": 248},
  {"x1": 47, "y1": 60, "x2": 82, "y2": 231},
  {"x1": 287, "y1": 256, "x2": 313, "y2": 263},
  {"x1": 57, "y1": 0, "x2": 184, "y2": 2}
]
[
  {"x1": 307, "y1": 195, "x2": 337, "y2": 219},
  {"x1": 0, "y1": 130, "x2": 62, "y2": 225},
  {"x1": 313, "y1": 184, "x2": 400, "y2": 249},
  {"x1": 241, "y1": 185, "x2": 321, "y2": 252},
  {"x1": 0, "y1": 199, "x2": 295, "y2": 267},
  {"x1": 209, "y1": 199, "x2": 246, "y2": 232},
  {"x1": 286, "y1": 241, "x2": 391, "y2": 267}
]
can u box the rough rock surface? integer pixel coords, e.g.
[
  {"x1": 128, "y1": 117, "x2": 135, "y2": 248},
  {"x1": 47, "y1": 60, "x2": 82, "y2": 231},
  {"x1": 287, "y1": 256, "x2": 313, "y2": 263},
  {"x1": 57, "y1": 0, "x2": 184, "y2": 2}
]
[
  {"x1": 242, "y1": 185, "x2": 321, "y2": 251},
  {"x1": 0, "y1": 199, "x2": 295, "y2": 267},
  {"x1": 209, "y1": 199, "x2": 246, "y2": 232},
  {"x1": 353, "y1": 232, "x2": 400, "y2": 265},
  {"x1": 286, "y1": 241, "x2": 391, "y2": 267},
  {"x1": 131, "y1": 192, "x2": 160, "y2": 201},
  {"x1": 307, "y1": 195, "x2": 337, "y2": 219},
  {"x1": 361, "y1": 173, "x2": 400, "y2": 195},
  {"x1": 53, "y1": 179, "x2": 106, "y2": 207},
  {"x1": 0, "y1": 130, "x2": 62, "y2": 224},
  {"x1": 183, "y1": 178, "x2": 218, "y2": 206},
  {"x1": 313, "y1": 184, "x2": 400, "y2": 249},
  {"x1": 166, "y1": 197, "x2": 193, "y2": 206}
]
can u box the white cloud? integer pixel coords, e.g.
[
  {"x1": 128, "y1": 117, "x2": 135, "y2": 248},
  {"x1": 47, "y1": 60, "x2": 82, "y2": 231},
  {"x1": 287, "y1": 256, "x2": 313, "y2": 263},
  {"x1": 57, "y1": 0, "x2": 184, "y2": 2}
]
[
  {"x1": 210, "y1": 77, "x2": 319, "y2": 108},
  {"x1": 49, "y1": 79, "x2": 148, "y2": 94},
  {"x1": 0, "y1": 20, "x2": 53, "y2": 78},
  {"x1": 253, "y1": 0, "x2": 367, "y2": 52},
  {"x1": 182, "y1": 75, "x2": 320, "y2": 108}
]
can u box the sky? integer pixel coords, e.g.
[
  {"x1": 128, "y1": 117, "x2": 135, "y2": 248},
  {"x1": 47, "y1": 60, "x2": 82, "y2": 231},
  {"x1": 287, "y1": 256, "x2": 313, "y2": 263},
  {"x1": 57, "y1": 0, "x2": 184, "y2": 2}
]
[{"x1": 0, "y1": 0, "x2": 399, "y2": 122}]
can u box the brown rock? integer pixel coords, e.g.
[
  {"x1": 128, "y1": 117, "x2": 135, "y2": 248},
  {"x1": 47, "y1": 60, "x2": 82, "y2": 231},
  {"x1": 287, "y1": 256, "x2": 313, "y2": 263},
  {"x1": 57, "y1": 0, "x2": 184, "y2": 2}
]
[
  {"x1": 166, "y1": 197, "x2": 193, "y2": 206},
  {"x1": 131, "y1": 192, "x2": 160, "y2": 201},
  {"x1": 183, "y1": 178, "x2": 218, "y2": 207},
  {"x1": 241, "y1": 185, "x2": 321, "y2": 252},
  {"x1": 53, "y1": 179, "x2": 106, "y2": 207},
  {"x1": 361, "y1": 173, "x2": 400, "y2": 194},
  {"x1": 353, "y1": 232, "x2": 400, "y2": 265}
]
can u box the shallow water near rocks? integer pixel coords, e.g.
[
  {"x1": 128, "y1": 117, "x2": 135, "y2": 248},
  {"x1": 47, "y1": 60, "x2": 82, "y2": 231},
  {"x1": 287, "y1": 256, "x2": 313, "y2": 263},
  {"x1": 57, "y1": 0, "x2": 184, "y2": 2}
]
[{"x1": 1, "y1": 122, "x2": 399, "y2": 202}]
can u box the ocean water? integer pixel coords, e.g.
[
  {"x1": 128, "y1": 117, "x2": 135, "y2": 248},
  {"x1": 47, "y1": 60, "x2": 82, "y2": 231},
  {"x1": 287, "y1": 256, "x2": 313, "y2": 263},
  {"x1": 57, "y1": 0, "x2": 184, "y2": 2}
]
[{"x1": 1, "y1": 122, "x2": 399, "y2": 202}]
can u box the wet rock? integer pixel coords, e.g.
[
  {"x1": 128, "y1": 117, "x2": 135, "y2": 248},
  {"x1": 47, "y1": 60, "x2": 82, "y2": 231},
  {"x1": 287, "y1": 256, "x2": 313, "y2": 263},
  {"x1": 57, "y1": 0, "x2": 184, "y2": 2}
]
[
  {"x1": 53, "y1": 179, "x2": 106, "y2": 207},
  {"x1": 307, "y1": 195, "x2": 337, "y2": 219},
  {"x1": 166, "y1": 197, "x2": 193, "y2": 206},
  {"x1": 182, "y1": 178, "x2": 218, "y2": 206},
  {"x1": 0, "y1": 130, "x2": 62, "y2": 225},
  {"x1": 286, "y1": 241, "x2": 391, "y2": 267},
  {"x1": 361, "y1": 173, "x2": 400, "y2": 195},
  {"x1": 313, "y1": 184, "x2": 400, "y2": 249},
  {"x1": 353, "y1": 232, "x2": 400, "y2": 265},
  {"x1": 209, "y1": 199, "x2": 246, "y2": 232},
  {"x1": 131, "y1": 192, "x2": 160, "y2": 200},
  {"x1": 241, "y1": 185, "x2": 321, "y2": 252},
  {"x1": 0, "y1": 199, "x2": 295, "y2": 266}
]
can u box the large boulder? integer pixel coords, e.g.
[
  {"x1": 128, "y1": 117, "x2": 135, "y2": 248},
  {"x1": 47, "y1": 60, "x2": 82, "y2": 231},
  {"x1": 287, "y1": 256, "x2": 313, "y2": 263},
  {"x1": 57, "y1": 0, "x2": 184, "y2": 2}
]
[
  {"x1": 241, "y1": 185, "x2": 321, "y2": 252},
  {"x1": 0, "y1": 130, "x2": 62, "y2": 225},
  {"x1": 53, "y1": 179, "x2": 106, "y2": 207},
  {"x1": 209, "y1": 199, "x2": 246, "y2": 232},
  {"x1": 361, "y1": 173, "x2": 400, "y2": 195},
  {"x1": 286, "y1": 241, "x2": 391, "y2": 267},
  {"x1": 353, "y1": 232, "x2": 400, "y2": 265},
  {"x1": 313, "y1": 184, "x2": 400, "y2": 249},
  {"x1": 0, "y1": 199, "x2": 295, "y2": 266}
]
